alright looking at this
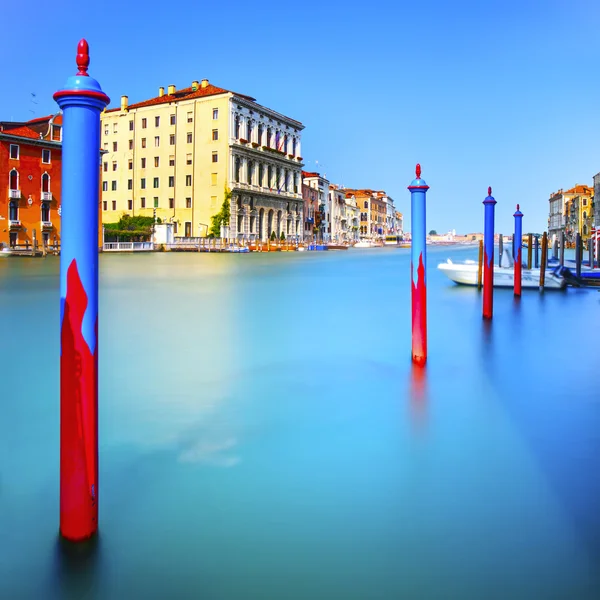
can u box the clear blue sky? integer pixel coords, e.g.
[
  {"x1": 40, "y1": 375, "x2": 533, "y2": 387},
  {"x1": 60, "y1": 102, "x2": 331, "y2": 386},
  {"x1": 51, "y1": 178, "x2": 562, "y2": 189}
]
[{"x1": 2, "y1": 0, "x2": 599, "y2": 234}]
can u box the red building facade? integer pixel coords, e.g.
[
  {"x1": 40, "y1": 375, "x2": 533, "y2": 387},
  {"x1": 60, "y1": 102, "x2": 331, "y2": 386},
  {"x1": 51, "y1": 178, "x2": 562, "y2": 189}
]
[{"x1": 0, "y1": 114, "x2": 62, "y2": 249}]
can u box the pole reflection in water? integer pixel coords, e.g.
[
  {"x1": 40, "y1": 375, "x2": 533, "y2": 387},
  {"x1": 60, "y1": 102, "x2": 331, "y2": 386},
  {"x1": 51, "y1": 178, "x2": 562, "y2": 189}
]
[
  {"x1": 408, "y1": 362, "x2": 428, "y2": 434},
  {"x1": 50, "y1": 533, "x2": 102, "y2": 599}
]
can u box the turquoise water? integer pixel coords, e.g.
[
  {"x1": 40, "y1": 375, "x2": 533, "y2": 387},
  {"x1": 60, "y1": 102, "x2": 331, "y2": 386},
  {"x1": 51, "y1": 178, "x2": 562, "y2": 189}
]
[{"x1": 1, "y1": 247, "x2": 599, "y2": 599}]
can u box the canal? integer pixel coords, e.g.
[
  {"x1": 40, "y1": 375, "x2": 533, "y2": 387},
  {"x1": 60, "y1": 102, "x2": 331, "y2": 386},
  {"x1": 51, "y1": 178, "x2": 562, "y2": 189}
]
[{"x1": 1, "y1": 247, "x2": 599, "y2": 599}]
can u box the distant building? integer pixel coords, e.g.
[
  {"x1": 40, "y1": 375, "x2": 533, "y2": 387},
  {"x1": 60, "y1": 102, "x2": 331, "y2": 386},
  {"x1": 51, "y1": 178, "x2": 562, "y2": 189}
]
[
  {"x1": 344, "y1": 192, "x2": 360, "y2": 241},
  {"x1": 302, "y1": 183, "x2": 318, "y2": 239},
  {"x1": 328, "y1": 184, "x2": 347, "y2": 241},
  {"x1": 548, "y1": 184, "x2": 593, "y2": 245},
  {"x1": 593, "y1": 172, "x2": 600, "y2": 228},
  {"x1": 0, "y1": 114, "x2": 63, "y2": 249},
  {"x1": 395, "y1": 211, "x2": 404, "y2": 233},
  {"x1": 302, "y1": 171, "x2": 330, "y2": 241}
]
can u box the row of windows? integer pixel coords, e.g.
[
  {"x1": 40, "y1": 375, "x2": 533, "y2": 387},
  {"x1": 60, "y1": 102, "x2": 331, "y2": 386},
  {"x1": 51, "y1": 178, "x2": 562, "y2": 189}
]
[
  {"x1": 102, "y1": 152, "x2": 218, "y2": 172},
  {"x1": 102, "y1": 130, "x2": 218, "y2": 151},
  {"x1": 105, "y1": 109, "x2": 219, "y2": 135},
  {"x1": 7, "y1": 201, "x2": 52, "y2": 221},
  {"x1": 9, "y1": 145, "x2": 52, "y2": 163},
  {"x1": 102, "y1": 197, "x2": 196, "y2": 211},
  {"x1": 234, "y1": 159, "x2": 299, "y2": 192},
  {"x1": 8, "y1": 170, "x2": 52, "y2": 192},
  {"x1": 233, "y1": 117, "x2": 299, "y2": 156},
  {"x1": 102, "y1": 173, "x2": 219, "y2": 191}
]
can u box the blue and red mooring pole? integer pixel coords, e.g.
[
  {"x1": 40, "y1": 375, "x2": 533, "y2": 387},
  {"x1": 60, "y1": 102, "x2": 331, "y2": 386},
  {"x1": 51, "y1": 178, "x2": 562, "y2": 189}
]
[
  {"x1": 513, "y1": 204, "x2": 523, "y2": 297},
  {"x1": 482, "y1": 187, "x2": 497, "y2": 319},
  {"x1": 54, "y1": 40, "x2": 110, "y2": 542},
  {"x1": 408, "y1": 164, "x2": 429, "y2": 366}
]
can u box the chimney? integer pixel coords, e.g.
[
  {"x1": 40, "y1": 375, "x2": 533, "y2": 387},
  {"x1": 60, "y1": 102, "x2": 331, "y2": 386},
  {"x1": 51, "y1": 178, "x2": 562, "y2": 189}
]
[
  {"x1": 158, "y1": 86, "x2": 165, "y2": 97},
  {"x1": 120, "y1": 95, "x2": 128, "y2": 111},
  {"x1": 167, "y1": 84, "x2": 176, "y2": 95},
  {"x1": 191, "y1": 80, "x2": 199, "y2": 91},
  {"x1": 201, "y1": 79, "x2": 209, "y2": 89}
]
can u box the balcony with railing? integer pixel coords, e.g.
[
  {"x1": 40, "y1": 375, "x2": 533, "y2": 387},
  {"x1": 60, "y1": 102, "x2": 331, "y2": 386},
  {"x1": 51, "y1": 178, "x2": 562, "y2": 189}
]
[
  {"x1": 41, "y1": 192, "x2": 53, "y2": 201},
  {"x1": 41, "y1": 221, "x2": 53, "y2": 230},
  {"x1": 9, "y1": 189, "x2": 20, "y2": 199},
  {"x1": 9, "y1": 220, "x2": 21, "y2": 229}
]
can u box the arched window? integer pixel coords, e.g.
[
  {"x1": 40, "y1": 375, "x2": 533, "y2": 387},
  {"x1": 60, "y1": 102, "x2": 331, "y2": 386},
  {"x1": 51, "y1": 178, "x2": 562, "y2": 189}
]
[
  {"x1": 583, "y1": 211, "x2": 587, "y2": 221},
  {"x1": 258, "y1": 125, "x2": 263, "y2": 146},
  {"x1": 267, "y1": 128, "x2": 272, "y2": 148},
  {"x1": 234, "y1": 115, "x2": 240, "y2": 139},
  {"x1": 268, "y1": 165, "x2": 272, "y2": 188},
  {"x1": 292, "y1": 138, "x2": 297, "y2": 156},
  {"x1": 42, "y1": 173, "x2": 50, "y2": 193},
  {"x1": 258, "y1": 164, "x2": 264, "y2": 187},
  {"x1": 9, "y1": 201, "x2": 18, "y2": 221},
  {"x1": 583, "y1": 224, "x2": 588, "y2": 236},
  {"x1": 9, "y1": 169, "x2": 18, "y2": 190},
  {"x1": 364, "y1": 200, "x2": 368, "y2": 208},
  {"x1": 283, "y1": 135, "x2": 288, "y2": 154},
  {"x1": 41, "y1": 202, "x2": 50, "y2": 222},
  {"x1": 247, "y1": 160, "x2": 252, "y2": 184},
  {"x1": 247, "y1": 120, "x2": 252, "y2": 141},
  {"x1": 235, "y1": 157, "x2": 240, "y2": 182}
]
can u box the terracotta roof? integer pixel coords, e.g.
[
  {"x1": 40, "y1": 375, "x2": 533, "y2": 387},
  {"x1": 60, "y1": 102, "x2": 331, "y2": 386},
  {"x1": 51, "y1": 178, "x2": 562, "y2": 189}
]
[
  {"x1": 1, "y1": 125, "x2": 42, "y2": 140},
  {"x1": 26, "y1": 113, "x2": 63, "y2": 125},
  {"x1": 565, "y1": 185, "x2": 593, "y2": 195},
  {"x1": 105, "y1": 83, "x2": 254, "y2": 114}
]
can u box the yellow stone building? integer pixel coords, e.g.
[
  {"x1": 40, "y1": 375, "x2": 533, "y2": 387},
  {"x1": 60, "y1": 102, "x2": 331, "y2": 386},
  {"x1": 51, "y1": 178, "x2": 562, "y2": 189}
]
[{"x1": 100, "y1": 80, "x2": 304, "y2": 239}]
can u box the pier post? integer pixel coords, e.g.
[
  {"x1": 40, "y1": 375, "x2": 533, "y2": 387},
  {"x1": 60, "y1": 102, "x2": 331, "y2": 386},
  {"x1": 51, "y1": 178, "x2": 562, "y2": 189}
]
[
  {"x1": 588, "y1": 237, "x2": 593, "y2": 269},
  {"x1": 54, "y1": 39, "x2": 110, "y2": 542},
  {"x1": 477, "y1": 239, "x2": 483, "y2": 290},
  {"x1": 560, "y1": 230, "x2": 565, "y2": 267},
  {"x1": 498, "y1": 233, "x2": 503, "y2": 267},
  {"x1": 552, "y1": 237, "x2": 558, "y2": 259},
  {"x1": 527, "y1": 233, "x2": 533, "y2": 269},
  {"x1": 482, "y1": 187, "x2": 497, "y2": 319},
  {"x1": 534, "y1": 235, "x2": 539, "y2": 269},
  {"x1": 513, "y1": 205, "x2": 523, "y2": 297},
  {"x1": 408, "y1": 164, "x2": 429, "y2": 366},
  {"x1": 540, "y1": 232, "x2": 547, "y2": 290},
  {"x1": 575, "y1": 233, "x2": 582, "y2": 278}
]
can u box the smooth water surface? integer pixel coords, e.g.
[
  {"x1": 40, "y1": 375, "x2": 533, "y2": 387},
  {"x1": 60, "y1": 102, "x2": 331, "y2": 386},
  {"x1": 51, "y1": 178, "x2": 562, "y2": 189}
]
[{"x1": 1, "y1": 247, "x2": 599, "y2": 599}]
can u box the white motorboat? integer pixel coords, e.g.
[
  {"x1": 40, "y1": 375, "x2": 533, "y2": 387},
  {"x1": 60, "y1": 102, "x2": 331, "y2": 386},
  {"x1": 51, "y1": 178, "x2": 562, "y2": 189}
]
[
  {"x1": 437, "y1": 249, "x2": 566, "y2": 290},
  {"x1": 354, "y1": 239, "x2": 382, "y2": 248},
  {"x1": 0, "y1": 247, "x2": 11, "y2": 258}
]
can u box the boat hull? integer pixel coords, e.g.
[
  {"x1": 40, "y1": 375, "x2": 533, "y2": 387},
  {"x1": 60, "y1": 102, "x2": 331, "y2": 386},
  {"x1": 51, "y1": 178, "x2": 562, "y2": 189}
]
[{"x1": 438, "y1": 261, "x2": 566, "y2": 290}]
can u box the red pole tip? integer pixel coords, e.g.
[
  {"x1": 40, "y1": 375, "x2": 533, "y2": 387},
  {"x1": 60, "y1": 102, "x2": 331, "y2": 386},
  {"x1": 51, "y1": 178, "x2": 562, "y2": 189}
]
[
  {"x1": 76, "y1": 39, "x2": 90, "y2": 76},
  {"x1": 416, "y1": 164, "x2": 421, "y2": 179},
  {"x1": 488, "y1": 186, "x2": 492, "y2": 196}
]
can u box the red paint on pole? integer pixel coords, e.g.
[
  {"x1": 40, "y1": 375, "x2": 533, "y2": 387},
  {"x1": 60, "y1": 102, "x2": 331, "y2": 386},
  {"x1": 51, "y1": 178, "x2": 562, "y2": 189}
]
[
  {"x1": 514, "y1": 247, "x2": 522, "y2": 296},
  {"x1": 483, "y1": 250, "x2": 493, "y2": 319},
  {"x1": 60, "y1": 260, "x2": 98, "y2": 541},
  {"x1": 411, "y1": 253, "x2": 427, "y2": 366}
]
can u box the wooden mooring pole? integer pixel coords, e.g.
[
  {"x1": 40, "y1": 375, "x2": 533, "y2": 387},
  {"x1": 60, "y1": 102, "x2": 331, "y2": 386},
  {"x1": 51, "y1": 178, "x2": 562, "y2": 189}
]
[
  {"x1": 498, "y1": 233, "x2": 503, "y2": 267},
  {"x1": 560, "y1": 230, "x2": 565, "y2": 267},
  {"x1": 477, "y1": 239, "x2": 483, "y2": 290},
  {"x1": 527, "y1": 233, "x2": 533, "y2": 269},
  {"x1": 539, "y1": 232, "x2": 547, "y2": 290},
  {"x1": 576, "y1": 233, "x2": 582, "y2": 278}
]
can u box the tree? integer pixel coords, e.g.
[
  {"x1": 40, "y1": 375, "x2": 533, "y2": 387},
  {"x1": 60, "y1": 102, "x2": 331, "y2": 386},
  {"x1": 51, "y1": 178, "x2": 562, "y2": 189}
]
[
  {"x1": 429, "y1": 229, "x2": 437, "y2": 236},
  {"x1": 103, "y1": 215, "x2": 159, "y2": 242},
  {"x1": 280, "y1": 231, "x2": 285, "y2": 241},
  {"x1": 270, "y1": 231, "x2": 277, "y2": 242},
  {"x1": 208, "y1": 187, "x2": 232, "y2": 237}
]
